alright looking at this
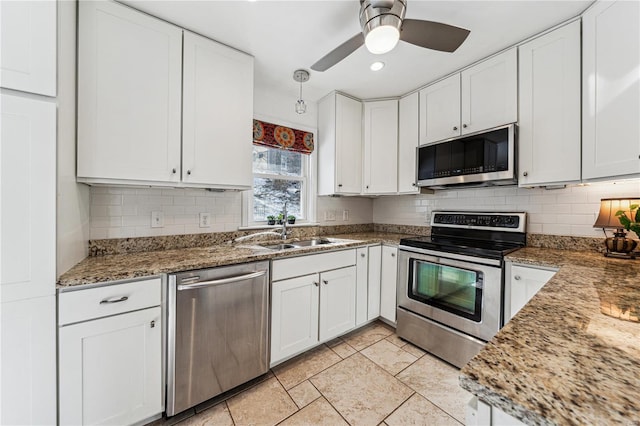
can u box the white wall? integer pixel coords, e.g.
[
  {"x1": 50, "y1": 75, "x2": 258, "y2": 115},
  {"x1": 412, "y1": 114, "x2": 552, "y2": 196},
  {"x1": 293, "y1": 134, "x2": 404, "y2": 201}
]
[
  {"x1": 57, "y1": 0, "x2": 90, "y2": 275},
  {"x1": 373, "y1": 180, "x2": 640, "y2": 237}
]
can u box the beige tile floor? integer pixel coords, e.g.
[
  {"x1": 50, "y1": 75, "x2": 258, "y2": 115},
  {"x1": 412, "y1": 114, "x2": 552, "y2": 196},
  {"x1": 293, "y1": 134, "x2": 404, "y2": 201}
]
[{"x1": 171, "y1": 321, "x2": 471, "y2": 426}]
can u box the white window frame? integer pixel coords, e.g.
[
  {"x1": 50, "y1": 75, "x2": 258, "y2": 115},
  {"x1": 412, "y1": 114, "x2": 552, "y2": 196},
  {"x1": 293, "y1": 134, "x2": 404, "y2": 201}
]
[{"x1": 241, "y1": 118, "x2": 317, "y2": 228}]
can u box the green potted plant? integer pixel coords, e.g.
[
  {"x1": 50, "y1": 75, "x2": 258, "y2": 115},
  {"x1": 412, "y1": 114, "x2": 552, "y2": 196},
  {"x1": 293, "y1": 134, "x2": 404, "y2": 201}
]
[
  {"x1": 287, "y1": 215, "x2": 296, "y2": 224},
  {"x1": 266, "y1": 215, "x2": 276, "y2": 225},
  {"x1": 276, "y1": 213, "x2": 284, "y2": 225},
  {"x1": 615, "y1": 204, "x2": 640, "y2": 235}
]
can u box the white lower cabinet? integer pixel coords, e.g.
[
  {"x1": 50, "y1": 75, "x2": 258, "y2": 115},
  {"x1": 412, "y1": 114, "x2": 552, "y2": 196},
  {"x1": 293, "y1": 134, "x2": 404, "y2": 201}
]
[
  {"x1": 270, "y1": 250, "x2": 357, "y2": 365},
  {"x1": 504, "y1": 263, "x2": 557, "y2": 323},
  {"x1": 1, "y1": 296, "x2": 57, "y2": 426},
  {"x1": 58, "y1": 279, "x2": 162, "y2": 426},
  {"x1": 379, "y1": 246, "x2": 398, "y2": 323},
  {"x1": 466, "y1": 397, "x2": 525, "y2": 426},
  {"x1": 367, "y1": 245, "x2": 382, "y2": 321}
]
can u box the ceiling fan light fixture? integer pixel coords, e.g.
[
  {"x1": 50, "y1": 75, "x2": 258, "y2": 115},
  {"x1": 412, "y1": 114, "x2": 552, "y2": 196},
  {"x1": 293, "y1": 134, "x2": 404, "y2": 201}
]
[{"x1": 365, "y1": 25, "x2": 400, "y2": 54}]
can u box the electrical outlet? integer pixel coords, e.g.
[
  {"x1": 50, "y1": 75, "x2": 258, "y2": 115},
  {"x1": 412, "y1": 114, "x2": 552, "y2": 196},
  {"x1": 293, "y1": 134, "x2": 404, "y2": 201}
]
[
  {"x1": 199, "y1": 212, "x2": 211, "y2": 228},
  {"x1": 342, "y1": 210, "x2": 349, "y2": 221},
  {"x1": 324, "y1": 210, "x2": 336, "y2": 221},
  {"x1": 151, "y1": 211, "x2": 164, "y2": 228}
]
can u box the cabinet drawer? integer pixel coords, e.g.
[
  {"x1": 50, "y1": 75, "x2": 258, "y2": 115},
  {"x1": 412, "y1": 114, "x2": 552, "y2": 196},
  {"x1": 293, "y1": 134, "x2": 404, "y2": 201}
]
[
  {"x1": 58, "y1": 278, "x2": 162, "y2": 326},
  {"x1": 272, "y1": 249, "x2": 356, "y2": 282}
]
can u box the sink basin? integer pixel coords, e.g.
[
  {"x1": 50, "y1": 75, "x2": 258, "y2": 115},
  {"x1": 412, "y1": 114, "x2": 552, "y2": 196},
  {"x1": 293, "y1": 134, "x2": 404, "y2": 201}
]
[
  {"x1": 260, "y1": 243, "x2": 297, "y2": 250},
  {"x1": 259, "y1": 239, "x2": 333, "y2": 251},
  {"x1": 291, "y1": 238, "x2": 333, "y2": 247}
]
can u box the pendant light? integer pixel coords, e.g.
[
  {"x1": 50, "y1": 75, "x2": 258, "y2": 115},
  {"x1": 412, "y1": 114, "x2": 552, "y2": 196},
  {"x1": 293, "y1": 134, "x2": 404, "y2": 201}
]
[{"x1": 293, "y1": 69, "x2": 309, "y2": 114}]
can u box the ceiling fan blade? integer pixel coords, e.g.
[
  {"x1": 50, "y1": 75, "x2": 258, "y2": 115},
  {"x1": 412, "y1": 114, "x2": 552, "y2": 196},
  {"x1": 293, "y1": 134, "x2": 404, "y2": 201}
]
[
  {"x1": 311, "y1": 33, "x2": 365, "y2": 72},
  {"x1": 400, "y1": 19, "x2": 470, "y2": 53}
]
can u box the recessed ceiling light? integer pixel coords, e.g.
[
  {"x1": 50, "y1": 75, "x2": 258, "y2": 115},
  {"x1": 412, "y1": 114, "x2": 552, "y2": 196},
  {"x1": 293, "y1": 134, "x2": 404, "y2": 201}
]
[{"x1": 370, "y1": 61, "x2": 385, "y2": 71}]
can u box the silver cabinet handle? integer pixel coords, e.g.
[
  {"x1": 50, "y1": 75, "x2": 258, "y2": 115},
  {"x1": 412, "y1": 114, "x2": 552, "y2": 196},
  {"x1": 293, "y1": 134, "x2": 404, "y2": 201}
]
[
  {"x1": 360, "y1": 253, "x2": 366, "y2": 258},
  {"x1": 313, "y1": 281, "x2": 319, "y2": 287},
  {"x1": 453, "y1": 126, "x2": 458, "y2": 131},
  {"x1": 172, "y1": 168, "x2": 177, "y2": 174},
  {"x1": 187, "y1": 170, "x2": 192, "y2": 175},
  {"x1": 391, "y1": 252, "x2": 396, "y2": 257},
  {"x1": 178, "y1": 270, "x2": 267, "y2": 290},
  {"x1": 523, "y1": 172, "x2": 528, "y2": 177},
  {"x1": 463, "y1": 124, "x2": 468, "y2": 128},
  {"x1": 322, "y1": 280, "x2": 328, "y2": 285},
  {"x1": 100, "y1": 296, "x2": 129, "y2": 304},
  {"x1": 514, "y1": 275, "x2": 521, "y2": 281}
]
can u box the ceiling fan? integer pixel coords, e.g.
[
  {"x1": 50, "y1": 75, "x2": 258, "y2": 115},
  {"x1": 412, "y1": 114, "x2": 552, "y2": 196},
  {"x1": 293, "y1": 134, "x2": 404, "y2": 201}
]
[{"x1": 311, "y1": 0, "x2": 470, "y2": 72}]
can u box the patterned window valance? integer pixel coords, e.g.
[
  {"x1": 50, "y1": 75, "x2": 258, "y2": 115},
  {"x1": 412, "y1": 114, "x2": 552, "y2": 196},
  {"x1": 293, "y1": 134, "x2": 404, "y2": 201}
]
[{"x1": 253, "y1": 119, "x2": 314, "y2": 155}]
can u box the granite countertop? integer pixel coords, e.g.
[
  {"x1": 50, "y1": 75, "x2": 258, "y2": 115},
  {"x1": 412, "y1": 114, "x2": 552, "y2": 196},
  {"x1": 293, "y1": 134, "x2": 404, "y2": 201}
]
[
  {"x1": 460, "y1": 247, "x2": 640, "y2": 425},
  {"x1": 57, "y1": 232, "x2": 409, "y2": 288}
]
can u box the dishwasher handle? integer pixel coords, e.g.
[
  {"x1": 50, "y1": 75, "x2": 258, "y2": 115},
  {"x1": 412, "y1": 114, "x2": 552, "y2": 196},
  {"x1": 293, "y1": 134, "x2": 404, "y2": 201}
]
[{"x1": 177, "y1": 270, "x2": 268, "y2": 291}]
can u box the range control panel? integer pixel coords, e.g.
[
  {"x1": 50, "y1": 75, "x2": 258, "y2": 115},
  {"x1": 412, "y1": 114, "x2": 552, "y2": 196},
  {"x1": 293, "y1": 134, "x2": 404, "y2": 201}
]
[{"x1": 431, "y1": 212, "x2": 526, "y2": 231}]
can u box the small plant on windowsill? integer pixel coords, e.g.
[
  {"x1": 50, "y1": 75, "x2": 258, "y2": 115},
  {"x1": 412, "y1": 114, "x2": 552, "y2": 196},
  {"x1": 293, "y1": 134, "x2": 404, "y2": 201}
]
[
  {"x1": 266, "y1": 215, "x2": 276, "y2": 226},
  {"x1": 287, "y1": 215, "x2": 296, "y2": 225},
  {"x1": 276, "y1": 213, "x2": 285, "y2": 225}
]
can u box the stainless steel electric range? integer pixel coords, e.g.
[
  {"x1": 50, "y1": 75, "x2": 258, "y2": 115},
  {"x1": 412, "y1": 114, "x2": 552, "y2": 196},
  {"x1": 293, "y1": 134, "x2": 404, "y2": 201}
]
[{"x1": 397, "y1": 211, "x2": 527, "y2": 368}]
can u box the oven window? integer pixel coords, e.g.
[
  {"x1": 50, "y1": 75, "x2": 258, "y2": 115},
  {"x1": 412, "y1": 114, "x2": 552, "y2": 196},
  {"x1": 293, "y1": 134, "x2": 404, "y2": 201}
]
[{"x1": 409, "y1": 260, "x2": 483, "y2": 322}]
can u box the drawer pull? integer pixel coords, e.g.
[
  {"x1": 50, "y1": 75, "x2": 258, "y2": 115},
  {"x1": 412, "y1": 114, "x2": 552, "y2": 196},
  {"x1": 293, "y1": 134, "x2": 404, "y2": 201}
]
[
  {"x1": 323, "y1": 280, "x2": 329, "y2": 285},
  {"x1": 514, "y1": 275, "x2": 521, "y2": 281},
  {"x1": 100, "y1": 296, "x2": 129, "y2": 304},
  {"x1": 150, "y1": 320, "x2": 156, "y2": 328}
]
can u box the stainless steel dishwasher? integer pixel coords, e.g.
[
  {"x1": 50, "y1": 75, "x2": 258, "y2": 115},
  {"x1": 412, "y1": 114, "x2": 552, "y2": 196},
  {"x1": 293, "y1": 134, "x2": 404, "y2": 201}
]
[{"x1": 166, "y1": 261, "x2": 270, "y2": 416}]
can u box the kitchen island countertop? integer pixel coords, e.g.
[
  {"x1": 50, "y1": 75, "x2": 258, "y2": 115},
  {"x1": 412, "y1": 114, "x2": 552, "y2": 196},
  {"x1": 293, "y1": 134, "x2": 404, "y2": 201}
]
[
  {"x1": 57, "y1": 232, "x2": 409, "y2": 288},
  {"x1": 460, "y1": 247, "x2": 640, "y2": 425}
]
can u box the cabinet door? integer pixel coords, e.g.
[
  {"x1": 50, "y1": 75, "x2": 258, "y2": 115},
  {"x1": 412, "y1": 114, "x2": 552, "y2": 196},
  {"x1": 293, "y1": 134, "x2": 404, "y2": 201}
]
[
  {"x1": 319, "y1": 266, "x2": 357, "y2": 341},
  {"x1": 336, "y1": 94, "x2": 363, "y2": 194},
  {"x1": 0, "y1": 0, "x2": 56, "y2": 96},
  {"x1": 461, "y1": 48, "x2": 517, "y2": 134},
  {"x1": 419, "y1": 74, "x2": 461, "y2": 144},
  {"x1": 519, "y1": 21, "x2": 581, "y2": 187},
  {"x1": 271, "y1": 274, "x2": 320, "y2": 365},
  {"x1": 583, "y1": 0, "x2": 640, "y2": 180},
  {"x1": 182, "y1": 31, "x2": 253, "y2": 189},
  {"x1": 355, "y1": 247, "x2": 369, "y2": 326},
  {"x1": 363, "y1": 99, "x2": 398, "y2": 194},
  {"x1": 367, "y1": 245, "x2": 382, "y2": 320},
  {"x1": 1, "y1": 296, "x2": 56, "y2": 425},
  {"x1": 77, "y1": 1, "x2": 182, "y2": 183},
  {"x1": 59, "y1": 307, "x2": 162, "y2": 426},
  {"x1": 398, "y1": 92, "x2": 420, "y2": 193},
  {"x1": 380, "y1": 246, "x2": 398, "y2": 323},
  {"x1": 1, "y1": 94, "x2": 56, "y2": 302},
  {"x1": 507, "y1": 265, "x2": 556, "y2": 322}
]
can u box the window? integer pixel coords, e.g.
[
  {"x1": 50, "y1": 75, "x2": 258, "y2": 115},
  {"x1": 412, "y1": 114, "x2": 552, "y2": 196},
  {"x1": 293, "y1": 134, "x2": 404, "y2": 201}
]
[
  {"x1": 249, "y1": 145, "x2": 310, "y2": 224},
  {"x1": 244, "y1": 118, "x2": 316, "y2": 227}
]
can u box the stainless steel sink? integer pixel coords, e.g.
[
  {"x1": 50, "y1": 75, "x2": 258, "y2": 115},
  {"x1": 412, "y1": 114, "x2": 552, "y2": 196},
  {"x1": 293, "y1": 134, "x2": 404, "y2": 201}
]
[
  {"x1": 260, "y1": 243, "x2": 297, "y2": 250},
  {"x1": 259, "y1": 238, "x2": 333, "y2": 250},
  {"x1": 291, "y1": 238, "x2": 332, "y2": 247}
]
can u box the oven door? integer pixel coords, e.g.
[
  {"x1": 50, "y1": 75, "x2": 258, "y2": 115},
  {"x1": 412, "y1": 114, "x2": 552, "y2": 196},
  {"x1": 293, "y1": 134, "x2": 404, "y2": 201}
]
[{"x1": 397, "y1": 248, "x2": 502, "y2": 341}]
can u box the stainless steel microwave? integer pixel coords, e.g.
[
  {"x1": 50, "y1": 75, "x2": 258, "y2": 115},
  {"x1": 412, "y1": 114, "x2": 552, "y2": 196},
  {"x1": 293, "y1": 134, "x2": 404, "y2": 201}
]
[{"x1": 416, "y1": 124, "x2": 517, "y2": 189}]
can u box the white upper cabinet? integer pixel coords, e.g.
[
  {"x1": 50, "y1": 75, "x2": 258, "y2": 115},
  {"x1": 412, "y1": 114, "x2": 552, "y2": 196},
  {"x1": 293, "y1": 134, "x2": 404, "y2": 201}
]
[
  {"x1": 518, "y1": 21, "x2": 581, "y2": 187},
  {"x1": 363, "y1": 99, "x2": 398, "y2": 194},
  {"x1": 461, "y1": 48, "x2": 517, "y2": 135},
  {"x1": 77, "y1": 1, "x2": 254, "y2": 189},
  {"x1": 1, "y1": 94, "x2": 56, "y2": 303},
  {"x1": 318, "y1": 92, "x2": 363, "y2": 195},
  {"x1": 77, "y1": 0, "x2": 183, "y2": 184},
  {"x1": 398, "y1": 92, "x2": 420, "y2": 194},
  {"x1": 419, "y1": 74, "x2": 461, "y2": 144},
  {"x1": 582, "y1": 0, "x2": 640, "y2": 181},
  {"x1": 419, "y1": 48, "x2": 516, "y2": 145},
  {"x1": 182, "y1": 31, "x2": 253, "y2": 189},
  {"x1": 0, "y1": 0, "x2": 56, "y2": 96}
]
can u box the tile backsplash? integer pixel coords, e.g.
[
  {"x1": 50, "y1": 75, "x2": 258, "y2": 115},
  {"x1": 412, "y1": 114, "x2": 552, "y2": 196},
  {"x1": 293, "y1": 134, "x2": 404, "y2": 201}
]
[
  {"x1": 89, "y1": 180, "x2": 638, "y2": 240},
  {"x1": 373, "y1": 180, "x2": 640, "y2": 238}
]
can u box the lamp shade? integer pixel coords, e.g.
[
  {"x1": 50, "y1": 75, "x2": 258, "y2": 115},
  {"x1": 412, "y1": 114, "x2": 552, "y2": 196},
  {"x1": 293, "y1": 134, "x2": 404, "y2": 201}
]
[{"x1": 593, "y1": 198, "x2": 639, "y2": 229}]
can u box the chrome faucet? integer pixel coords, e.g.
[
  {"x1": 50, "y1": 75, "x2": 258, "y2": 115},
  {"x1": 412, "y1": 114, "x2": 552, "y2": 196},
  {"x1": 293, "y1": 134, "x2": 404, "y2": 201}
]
[{"x1": 281, "y1": 201, "x2": 288, "y2": 240}]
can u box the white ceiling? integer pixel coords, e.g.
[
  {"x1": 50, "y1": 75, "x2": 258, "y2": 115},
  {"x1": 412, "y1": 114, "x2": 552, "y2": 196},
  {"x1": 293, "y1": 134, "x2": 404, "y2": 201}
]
[{"x1": 123, "y1": 0, "x2": 593, "y2": 102}]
